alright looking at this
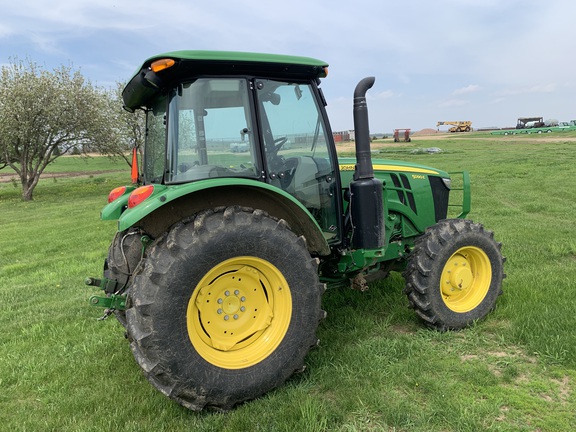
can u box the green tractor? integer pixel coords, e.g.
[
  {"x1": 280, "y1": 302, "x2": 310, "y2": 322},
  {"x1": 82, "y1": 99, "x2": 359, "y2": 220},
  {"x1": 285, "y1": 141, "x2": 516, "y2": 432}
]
[{"x1": 86, "y1": 51, "x2": 504, "y2": 411}]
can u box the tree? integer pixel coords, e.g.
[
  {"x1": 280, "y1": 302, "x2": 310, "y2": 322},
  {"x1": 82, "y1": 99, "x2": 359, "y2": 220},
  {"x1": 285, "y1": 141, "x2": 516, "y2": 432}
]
[
  {"x1": 0, "y1": 58, "x2": 123, "y2": 200},
  {"x1": 105, "y1": 83, "x2": 146, "y2": 168}
]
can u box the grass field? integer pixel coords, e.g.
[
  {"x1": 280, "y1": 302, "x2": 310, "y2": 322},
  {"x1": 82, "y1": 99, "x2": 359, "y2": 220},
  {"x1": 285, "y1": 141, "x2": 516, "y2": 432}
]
[{"x1": 1, "y1": 133, "x2": 575, "y2": 431}]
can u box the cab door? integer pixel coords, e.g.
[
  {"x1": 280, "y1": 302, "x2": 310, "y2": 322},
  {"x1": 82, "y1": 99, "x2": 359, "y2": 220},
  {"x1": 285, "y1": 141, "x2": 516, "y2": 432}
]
[{"x1": 255, "y1": 79, "x2": 341, "y2": 242}]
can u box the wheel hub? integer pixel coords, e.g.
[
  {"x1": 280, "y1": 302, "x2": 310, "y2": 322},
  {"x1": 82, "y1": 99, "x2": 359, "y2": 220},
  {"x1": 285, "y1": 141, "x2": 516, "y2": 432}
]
[
  {"x1": 443, "y1": 258, "x2": 474, "y2": 293},
  {"x1": 440, "y1": 247, "x2": 492, "y2": 313},
  {"x1": 450, "y1": 265, "x2": 473, "y2": 290},
  {"x1": 220, "y1": 291, "x2": 243, "y2": 316},
  {"x1": 194, "y1": 265, "x2": 273, "y2": 351}
]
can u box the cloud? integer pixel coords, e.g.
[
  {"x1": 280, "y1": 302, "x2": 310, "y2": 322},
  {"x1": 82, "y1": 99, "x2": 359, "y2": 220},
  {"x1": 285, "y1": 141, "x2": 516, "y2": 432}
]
[
  {"x1": 372, "y1": 90, "x2": 395, "y2": 100},
  {"x1": 438, "y1": 99, "x2": 469, "y2": 108},
  {"x1": 28, "y1": 33, "x2": 67, "y2": 56},
  {"x1": 2, "y1": 0, "x2": 576, "y2": 131},
  {"x1": 452, "y1": 84, "x2": 480, "y2": 95},
  {"x1": 499, "y1": 83, "x2": 557, "y2": 96},
  {"x1": 396, "y1": 73, "x2": 411, "y2": 85},
  {"x1": 0, "y1": 23, "x2": 12, "y2": 38}
]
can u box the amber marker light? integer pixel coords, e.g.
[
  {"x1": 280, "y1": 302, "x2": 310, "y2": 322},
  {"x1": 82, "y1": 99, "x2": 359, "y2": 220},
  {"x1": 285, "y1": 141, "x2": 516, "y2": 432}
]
[
  {"x1": 150, "y1": 58, "x2": 176, "y2": 73},
  {"x1": 128, "y1": 185, "x2": 155, "y2": 208},
  {"x1": 108, "y1": 186, "x2": 127, "y2": 203}
]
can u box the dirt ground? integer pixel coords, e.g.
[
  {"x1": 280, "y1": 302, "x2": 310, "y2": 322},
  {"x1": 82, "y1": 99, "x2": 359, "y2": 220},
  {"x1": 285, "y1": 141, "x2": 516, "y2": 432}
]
[{"x1": 335, "y1": 131, "x2": 449, "y2": 152}]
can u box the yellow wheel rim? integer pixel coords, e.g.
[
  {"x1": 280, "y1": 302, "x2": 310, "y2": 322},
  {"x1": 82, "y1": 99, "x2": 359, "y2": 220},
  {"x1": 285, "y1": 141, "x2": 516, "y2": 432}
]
[
  {"x1": 187, "y1": 256, "x2": 292, "y2": 369},
  {"x1": 440, "y1": 246, "x2": 492, "y2": 313}
]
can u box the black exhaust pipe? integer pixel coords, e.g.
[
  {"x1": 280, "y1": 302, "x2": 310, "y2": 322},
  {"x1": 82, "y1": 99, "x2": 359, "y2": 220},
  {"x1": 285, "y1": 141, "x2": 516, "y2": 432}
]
[
  {"x1": 350, "y1": 77, "x2": 385, "y2": 250},
  {"x1": 353, "y1": 77, "x2": 376, "y2": 180}
]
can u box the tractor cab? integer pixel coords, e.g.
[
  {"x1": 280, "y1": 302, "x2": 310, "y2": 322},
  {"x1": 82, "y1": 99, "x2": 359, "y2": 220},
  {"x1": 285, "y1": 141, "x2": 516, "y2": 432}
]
[{"x1": 124, "y1": 52, "x2": 341, "y2": 241}]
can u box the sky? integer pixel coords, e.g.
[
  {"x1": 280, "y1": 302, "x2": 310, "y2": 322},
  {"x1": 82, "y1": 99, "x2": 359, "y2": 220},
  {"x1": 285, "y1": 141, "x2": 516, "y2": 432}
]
[{"x1": 1, "y1": 0, "x2": 575, "y2": 133}]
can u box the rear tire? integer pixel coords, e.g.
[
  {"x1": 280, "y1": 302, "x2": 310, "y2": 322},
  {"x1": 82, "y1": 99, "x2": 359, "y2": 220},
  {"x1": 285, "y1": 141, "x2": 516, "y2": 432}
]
[
  {"x1": 125, "y1": 207, "x2": 325, "y2": 411},
  {"x1": 403, "y1": 219, "x2": 504, "y2": 330}
]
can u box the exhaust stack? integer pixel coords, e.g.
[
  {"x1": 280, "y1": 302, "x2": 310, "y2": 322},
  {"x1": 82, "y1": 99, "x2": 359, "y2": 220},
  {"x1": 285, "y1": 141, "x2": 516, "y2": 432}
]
[
  {"x1": 349, "y1": 77, "x2": 385, "y2": 250},
  {"x1": 353, "y1": 77, "x2": 376, "y2": 180}
]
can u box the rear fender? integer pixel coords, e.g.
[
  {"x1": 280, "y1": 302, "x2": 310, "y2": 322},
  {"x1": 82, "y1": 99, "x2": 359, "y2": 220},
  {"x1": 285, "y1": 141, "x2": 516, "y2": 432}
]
[
  {"x1": 110, "y1": 179, "x2": 330, "y2": 256},
  {"x1": 101, "y1": 186, "x2": 136, "y2": 220}
]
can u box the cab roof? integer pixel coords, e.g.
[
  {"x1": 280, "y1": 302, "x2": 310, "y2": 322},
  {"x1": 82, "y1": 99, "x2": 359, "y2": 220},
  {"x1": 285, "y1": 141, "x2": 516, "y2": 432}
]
[{"x1": 122, "y1": 50, "x2": 329, "y2": 111}]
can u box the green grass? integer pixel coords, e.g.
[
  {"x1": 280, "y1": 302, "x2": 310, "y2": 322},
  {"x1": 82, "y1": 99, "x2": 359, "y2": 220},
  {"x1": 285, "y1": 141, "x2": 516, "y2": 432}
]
[
  {"x1": 1, "y1": 135, "x2": 576, "y2": 431},
  {"x1": 13, "y1": 154, "x2": 129, "y2": 174}
]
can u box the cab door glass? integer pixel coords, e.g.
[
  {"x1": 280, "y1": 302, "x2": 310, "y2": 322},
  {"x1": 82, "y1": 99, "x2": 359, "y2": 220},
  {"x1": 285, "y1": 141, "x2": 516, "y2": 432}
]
[
  {"x1": 256, "y1": 80, "x2": 339, "y2": 238},
  {"x1": 166, "y1": 78, "x2": 259, "y2": 183}
]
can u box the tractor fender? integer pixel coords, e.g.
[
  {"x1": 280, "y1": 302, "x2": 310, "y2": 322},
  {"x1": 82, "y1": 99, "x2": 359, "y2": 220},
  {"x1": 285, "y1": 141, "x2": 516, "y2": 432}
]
[
  {"x1": 100, "y1": 186, "x2": 136, "y2": 220},
  {"x1": 113, "y1": 179, "x2": 330, "y2": 256}
]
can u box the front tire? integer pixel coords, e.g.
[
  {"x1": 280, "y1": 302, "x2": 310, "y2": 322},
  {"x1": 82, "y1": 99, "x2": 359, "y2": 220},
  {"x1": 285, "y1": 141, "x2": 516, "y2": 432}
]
[
  {"x1": 125, "y1": 207, "x2": 325, "y2": 411},
  {"x1": 403, "y1": 219, "x2": 505, "y2": 330}
]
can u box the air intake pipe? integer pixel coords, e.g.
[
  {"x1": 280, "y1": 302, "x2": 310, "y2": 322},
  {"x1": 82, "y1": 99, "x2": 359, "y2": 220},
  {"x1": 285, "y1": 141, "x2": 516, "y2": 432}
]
[{"x1": 350, "y1": 77, "x2": 385, "y2": 250}]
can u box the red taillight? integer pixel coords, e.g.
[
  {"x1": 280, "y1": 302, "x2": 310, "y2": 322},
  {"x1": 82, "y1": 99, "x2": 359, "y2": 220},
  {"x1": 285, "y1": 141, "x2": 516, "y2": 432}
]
[
  {"x1": 108, "y1": 186, "x2": 127, "y2": 203},
  {"x1": 128, "y1": 185, "x2": 154, "y2": 208}
]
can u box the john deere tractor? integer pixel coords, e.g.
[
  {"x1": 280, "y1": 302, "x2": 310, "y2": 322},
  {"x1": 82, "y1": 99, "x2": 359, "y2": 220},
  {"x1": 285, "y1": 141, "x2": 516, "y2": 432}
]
[{"x1": 86, "y1": 51, "x2": 504, "y2": 411}]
